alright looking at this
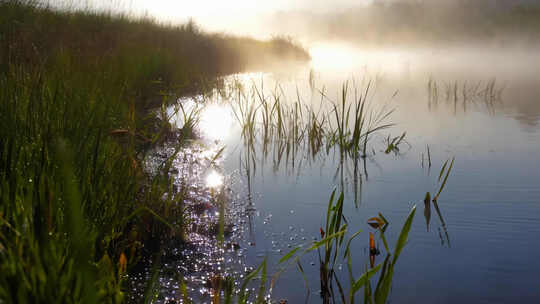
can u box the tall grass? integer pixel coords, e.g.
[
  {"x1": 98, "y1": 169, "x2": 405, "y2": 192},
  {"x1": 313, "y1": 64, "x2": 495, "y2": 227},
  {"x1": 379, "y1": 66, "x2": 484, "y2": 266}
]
[
  {"x1": 427, "y1": 78, "x2": 503, "y2": 115},
  {"x1": 0, "y1": 1, "x2": 309, "y2": 302},
  {"x1": 225, "y1": 76, "x2": 396, "y2": 179}
]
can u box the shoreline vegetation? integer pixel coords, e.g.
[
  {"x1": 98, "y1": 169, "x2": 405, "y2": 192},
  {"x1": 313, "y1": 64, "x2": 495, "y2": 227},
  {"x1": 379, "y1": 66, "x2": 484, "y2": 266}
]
[{"x1": 0, "y1": 1, "x2": 309, "y2": 302}]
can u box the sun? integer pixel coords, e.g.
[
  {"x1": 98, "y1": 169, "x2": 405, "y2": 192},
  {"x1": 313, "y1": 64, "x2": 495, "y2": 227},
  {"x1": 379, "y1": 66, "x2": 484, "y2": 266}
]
[{"x1": 198, "y1": 103, "x2": 234, "y2": 142}]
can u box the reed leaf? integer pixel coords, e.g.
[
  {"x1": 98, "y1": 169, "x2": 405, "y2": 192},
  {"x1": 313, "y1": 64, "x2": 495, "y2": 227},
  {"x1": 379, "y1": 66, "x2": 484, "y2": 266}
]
[{"x1": 434, "y1": 157, "x2": 455, "y2": 201}]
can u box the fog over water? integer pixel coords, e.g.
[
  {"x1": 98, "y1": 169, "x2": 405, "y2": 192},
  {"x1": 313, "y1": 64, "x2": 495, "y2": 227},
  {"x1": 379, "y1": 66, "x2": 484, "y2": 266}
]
[{"x1": 63, "y1": 0, "x2": 540, "y2": 44}]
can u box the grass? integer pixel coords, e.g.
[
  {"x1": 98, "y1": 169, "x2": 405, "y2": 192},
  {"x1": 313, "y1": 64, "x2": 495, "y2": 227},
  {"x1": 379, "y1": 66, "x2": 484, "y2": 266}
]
[
  {"x1": 427, "y1": 78, "x2": 504, "y2": 115},
  {"x1": 423, "y1": 158, "x2": 455, "y2": 246},
  {"x1": 328, "y1": 81, "x2": 395, "y2": 159},
  {"x1": 384, "y1": 132, "x2": 408, "y2": 155},
  {"x1": 189, "y1": 188, "x2": 419, "y2": 304},
  {"x1": 221, "y1": 75, "x2": 398, "y2": 209},
  {"x1": 224, "y1": 75, "x2": 396, "y2": 183},
  {"x1": 0, "y1": 1, "x2": 309, "y2": 302},
  {"x1": 215, "y1": 157, "x2": 450, "y2": 303}
]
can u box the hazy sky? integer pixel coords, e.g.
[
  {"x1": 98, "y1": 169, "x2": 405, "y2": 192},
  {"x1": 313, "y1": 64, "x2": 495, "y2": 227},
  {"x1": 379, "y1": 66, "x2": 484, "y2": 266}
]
[
  {"x1": 50, "y1": 0, "x2": 540, "y2": 40},
  {"x1": 51, "y1": 0, "x2": 371, "y2": 37},
  {"x1": 113, "y1": 0, "x2": 370, "y2": 17}
]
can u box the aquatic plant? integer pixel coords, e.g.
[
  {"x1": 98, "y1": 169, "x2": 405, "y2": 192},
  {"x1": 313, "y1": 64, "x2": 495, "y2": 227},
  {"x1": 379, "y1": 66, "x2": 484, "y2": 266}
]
[
  {"x1": 326, "y1": 81, "x2": 395, "y2": 159},
  {"x1": 384, "y1": 132, "x2": 408, "y2": 155},
  {"x1": 277, "y1": 189, "x2": 417, "y2": 304},
  {"x1": 423, "y1": 158, "x2": 455, "y2": 246},
  {"x1": 225, "y1": 75, "x2": 397, "y2": 181},
  {"x1": 428, "y1": 78, "x2": 504, "y2": 115}
]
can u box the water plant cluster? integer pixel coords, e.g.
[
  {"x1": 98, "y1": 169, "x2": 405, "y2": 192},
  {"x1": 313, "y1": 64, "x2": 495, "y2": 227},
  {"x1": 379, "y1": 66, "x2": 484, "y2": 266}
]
[
  {"x1": 427, "y1": 78, "x2": 504, "y2": 114},
  {"x1": 221, "y1": 77, "x2": 397, "y2": 176},
  {"x1": 182, "y1": 156, "x2": 455, "y2": 304},
  {"x1": 166, "y1": 75, "x2": 437, "y2": 303},
  {"x1": 276, "y1": 190, "x2": 417, "y2": 304}
]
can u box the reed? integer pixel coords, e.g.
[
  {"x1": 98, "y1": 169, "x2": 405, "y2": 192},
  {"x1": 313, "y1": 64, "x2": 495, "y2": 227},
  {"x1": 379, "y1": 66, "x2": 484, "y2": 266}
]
[
  {"x1": 384, "y1": 132, "x2": 408, "y2": 155},
  {"x1": 225, "y1": 76, "x2": 397, "y2": 179},
  {"x1": 277, "y1": 189, "x2": 417, "y2": 304},
  {"x1": 422, "y1": 159, "x2": 455, "y2": 246},
  {"x1": 428, "y1": 78, "x2": 504, "y2": 115}
]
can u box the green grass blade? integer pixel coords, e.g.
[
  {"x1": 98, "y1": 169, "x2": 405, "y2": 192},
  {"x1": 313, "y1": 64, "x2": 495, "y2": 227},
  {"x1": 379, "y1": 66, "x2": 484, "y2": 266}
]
[
  {"x1": 379, "y1": 230, "x2": 390, "y2": 253},
  {"x1": 374, "y1": 254, "x2": 391, "y2": 303},
  {"x1": 434, "y1": 157, "x2": 455, "y2": 201},
  {"x1": 392, "y1": 205, "x2": 416, "y2": 265},
  {"x1": 351, "y1": 264, "x2": 381, "y2": 295},
  {"x1": 374, "y1": 264, "x2": 394, "y2": 304},
  {"x1": 307, "y1": 228, "x2": 347, "y2": 252},
  {"x1": 343, "y1": 229, "x2": 363, "y2": 259},
  {"x1": 256, "y1": 259, "x2": 268, "y2": 303},
  {"x1": 180, "y1": 278, "x2": 192, "y2": 304},
  {"x1": 438, "y1": 159, "x2": 449, "y2": 183},
  {"x1": 238, "y1": 259, "x2": 265, "y2": 303},
  {"x1": 325, "y1": 188, "x2": 337, "y2": 235},
  {"x1": 279, "y1": 246, "x2": 302, "y2": 264}
]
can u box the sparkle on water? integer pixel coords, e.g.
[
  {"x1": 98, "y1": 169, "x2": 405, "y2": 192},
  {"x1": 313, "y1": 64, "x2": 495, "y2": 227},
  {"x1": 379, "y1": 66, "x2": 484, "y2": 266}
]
[
  {"x1": 206, "y1": 170, "x2": 224, "y2": 189},
  {"x1": 136, "y1": 44, "x2": 540, "y2": 303},
  {"x1": 198, "y1": 103, "x2": 234, "y2": 141}
]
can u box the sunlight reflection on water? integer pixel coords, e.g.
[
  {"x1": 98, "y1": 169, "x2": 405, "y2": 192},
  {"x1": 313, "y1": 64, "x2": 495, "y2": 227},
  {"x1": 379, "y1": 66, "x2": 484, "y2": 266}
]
[
  {"x1": 199, "y1": 103, "x2": 234, "y2": 141},
  {"x1": 310, "y1": 43, "x2": 413, "y2": 74},
  {"x1": 168, "y1": 99, "x2": 235, "y2": 142},
  {"x1": 205, "y1": 170, "x2": 224, "y2": 188},
  {"x1": 152, "y1": 45, "x2": 540, "y2": 303}
]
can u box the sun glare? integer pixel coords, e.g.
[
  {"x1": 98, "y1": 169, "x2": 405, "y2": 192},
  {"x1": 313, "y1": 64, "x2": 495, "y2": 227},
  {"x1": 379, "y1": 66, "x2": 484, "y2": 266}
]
[
  {"x1": 310, "y1": 43, "x2": 415, "y2": 76},
  {"x1": 198, "y1": 103, "x2": 234, "y2": 141},
  {"x1": 206, "y1": 170, "x2": 224, "y2": 189}
]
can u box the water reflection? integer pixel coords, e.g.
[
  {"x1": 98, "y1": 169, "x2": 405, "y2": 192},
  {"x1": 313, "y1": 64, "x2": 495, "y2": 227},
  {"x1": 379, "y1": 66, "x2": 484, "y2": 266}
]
[
  {"x1": 206, "y1": 170, "x2": 224, "y2": 189},
  {"x1": 143, "y1": 45, "x2": 540, "y2": 303},
  {"x1": 130, "y1": 135, "x2": 256, "y2": 303},
  {"x1": 310, "y1": 43, "x2": 414, "y2": 74},
  {"x1": 433, "y1": 201, "x2": 451, "y2": 248},
  {"x1": 427, "y1": 78, "x2": 504, "y2": 115},
  {"x1": 424, "y1": 194, "x2": 431, "y2": 232},
  {"x1": 168, "y1": 98, "x2": 235, "y2": 143},
  {"x1": 423, "y1": 193, "x2": 451, "y2": 247},
  {"x1": 223, "y1": 76, "x2": 403, "y2": 209},
  {"x1": 199, "y1": 103, "x2": 235, "y2": 141}
]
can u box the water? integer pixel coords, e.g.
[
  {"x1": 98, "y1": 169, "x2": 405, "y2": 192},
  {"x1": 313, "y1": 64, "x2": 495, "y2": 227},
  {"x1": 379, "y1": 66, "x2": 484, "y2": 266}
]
[{"x1": 152, "y1": 45, "x2": 540, "y2": 303}]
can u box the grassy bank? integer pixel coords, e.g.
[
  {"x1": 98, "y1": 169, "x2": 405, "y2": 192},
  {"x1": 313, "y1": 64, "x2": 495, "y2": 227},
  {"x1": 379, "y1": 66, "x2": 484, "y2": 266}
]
[{"x1": 0, "y1": 1, "x2": 309, "y2": 302}]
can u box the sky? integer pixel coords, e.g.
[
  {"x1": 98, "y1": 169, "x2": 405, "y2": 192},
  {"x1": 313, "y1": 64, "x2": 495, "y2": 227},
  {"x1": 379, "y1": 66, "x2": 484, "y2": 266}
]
[
  {"x1": 48, "y1": 0, "x2": 540, "y2": 41},
  {"x1": 50, "y1": 0, "x2": 372, "y2": 37},
  {"x1": 111, "y1": 0, "x2": 370, "y2": 16},
  {"x1": 128, "y1": 0, "x2": 369, "y2": 17}
]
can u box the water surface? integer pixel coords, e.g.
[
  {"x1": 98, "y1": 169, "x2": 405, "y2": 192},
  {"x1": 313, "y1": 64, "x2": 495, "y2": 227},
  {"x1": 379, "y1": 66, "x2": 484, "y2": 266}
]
[{"x1": 167, "y1": 45, "x2": 540, "y2": 303}]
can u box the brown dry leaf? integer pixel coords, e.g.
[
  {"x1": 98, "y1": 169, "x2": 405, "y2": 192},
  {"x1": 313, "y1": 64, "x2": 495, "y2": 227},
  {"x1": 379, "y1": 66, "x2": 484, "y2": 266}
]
[
  {"x1": 118, "y1": 252, "x2": 127, "y2": 275},
  {"x1": 369, "y1": 232, "x2": 375, "y2": 250},
  {"x1": 367, "y1": 217, "x2": 385, "y2": 229}
]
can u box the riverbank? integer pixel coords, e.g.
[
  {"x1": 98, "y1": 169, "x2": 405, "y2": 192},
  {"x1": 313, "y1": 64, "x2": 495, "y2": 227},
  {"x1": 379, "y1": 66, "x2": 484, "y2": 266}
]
[{"x1": 0, "y1": 1, "x2": 309, "y2": 302}]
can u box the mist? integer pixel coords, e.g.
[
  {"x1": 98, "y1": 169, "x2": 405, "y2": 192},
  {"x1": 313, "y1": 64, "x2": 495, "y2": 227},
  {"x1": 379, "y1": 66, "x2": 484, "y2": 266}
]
[
  {"x1": 46, "y1": 0, "x2": 540, "y2": 49},
  {"x1": 251, "y1": 0, "x2": 540, "y2": 48}
]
